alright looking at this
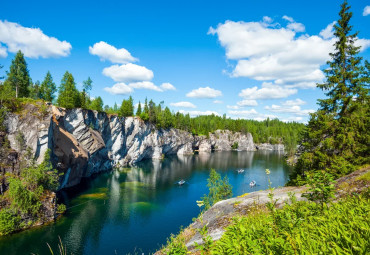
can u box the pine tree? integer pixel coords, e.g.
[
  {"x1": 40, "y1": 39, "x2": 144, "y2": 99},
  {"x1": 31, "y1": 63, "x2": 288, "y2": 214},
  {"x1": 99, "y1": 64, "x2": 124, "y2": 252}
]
[
  {"x1": 40, "y1": 71, "x2": 56, "y2": 102},
  {"x1": 57, "y1": 71, "x2": 81, "y2": 109},
  {"x1": 290, "y1": 1, "x2": 370, "y2": 184},
  {"x1": 4, "y1": 51, "x2": 31, "y2": 98},
  {"x1": 119, "y1": 97, "x2": 134, "y2": 117},
  {"x1": 136, "y1": 101, "x2": 142, "y2": 116}
]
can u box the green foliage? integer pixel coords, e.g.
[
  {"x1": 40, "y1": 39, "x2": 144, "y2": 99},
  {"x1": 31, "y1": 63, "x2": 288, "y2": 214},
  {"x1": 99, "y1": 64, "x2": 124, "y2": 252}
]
[
  {"x1": 0, "y1": 209, "x2": 21, "y2": 235},
  {"x1": 290, "y1": 1, "x2": 370, "y2": 184},
  {"x1": 0, "y1": 82, "x2": 15, "y2": 105},
  {"x1": 231, "y1": 142, "x2": 238, "y2": 150},
  {"x1": 136, "y1": 101, "x2": 142, "y2": 116},
  {"x1": 57, "y1": 71, "x2": 81, "y2": 109},
  {"x1": 7, "y1": 176, "x2": 43, "y2": 215},
  {"x1": 90, "y1": 96, "x2": 104, "y2": 112},
  {"x1": 4, "y1": 50, "x2": 31, "y2": 98},
  {"x1": 56, "y1": 204, "x2": 66, "y2": 214},
  {"x1": 163, "y1": 233, "x2": 188, "y2": 255},
  {"x1": 202, "y1": 169, "x2": 232, "y2": 210},
  {"x1": 40, "y1": 71, "x2": 57, "y2": 102},
  {"x1": 194, "y1": 225, "x2": 213, "y2": 254},
  {"x1": 119, "y1": 96, "x2": 134, "y2": 117},
  {"x1": 212, "y1": 194, "x2": 370, "y2": 254},
  {"x1": 80, "y1": 77, "x2": 93, "y2": 109},
  {"x1": 302, "y1": 171, "x2": 336, "y2": 205}
]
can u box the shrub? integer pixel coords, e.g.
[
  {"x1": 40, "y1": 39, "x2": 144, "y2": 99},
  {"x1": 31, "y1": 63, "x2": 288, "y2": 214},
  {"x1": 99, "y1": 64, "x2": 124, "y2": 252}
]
[{"x1": 0, "y1": 208, "x2": 21, "y2": 235}]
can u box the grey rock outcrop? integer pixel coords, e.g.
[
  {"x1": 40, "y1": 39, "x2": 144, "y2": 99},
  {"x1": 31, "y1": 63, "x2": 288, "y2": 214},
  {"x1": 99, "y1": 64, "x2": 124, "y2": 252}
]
[
  {"x1": 256, "y1": 143, "x2": 285, "y2": 151},
  {"x1": 4, "y1": 105, "x2": 257, "y2": 189}
]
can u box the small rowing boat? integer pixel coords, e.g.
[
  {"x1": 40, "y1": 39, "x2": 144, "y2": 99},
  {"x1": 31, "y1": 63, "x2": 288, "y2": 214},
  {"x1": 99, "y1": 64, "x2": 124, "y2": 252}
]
[{"x1": 250, "y1": 180, "x2": 256, "y2": 187}]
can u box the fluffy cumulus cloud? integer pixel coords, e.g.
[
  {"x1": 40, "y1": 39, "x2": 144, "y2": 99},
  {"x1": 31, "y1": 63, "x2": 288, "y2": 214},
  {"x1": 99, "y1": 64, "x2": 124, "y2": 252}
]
[
  {"x1": 265, "y1": 104, "x2": 314, "y2": 116},
  {"x1": 237, "y1": 99, "x2": 258, "y2": 106},
  {"x1": 319, "y1": 21, "x2": 336, "y2": 39},
  {"x1": 213, "y1": 100, "x2": 223, "y2": 104},
  {"x1": 282, "y1": 98, "x2": 306, "y2": 106},
  {"x1": 186, "y1": 86, "x2": 222, "y2": 98},
  {"x1": 160, "y1": 82, "x2": 176, "y2": 91},
  {"x1": 209, "y1": 18, "x2": 370, "y2": 89},
  {"x1": 170, "y1": 101, "x2": 196, "y2": 108},
  {"x1": 102, "y1": 63, "x2": 154, "y2": 82},
  {"x1": 89, "y1": 41, "x2": 137, "y2": 63},
  {"x1": 239, "y1": 82, "x2": 297, "y2": 100},
  {"x1": 0, "y1": 20, "x2": 71, "y2": 58},
  {"x1": 228, "y1": 109, "x2": 277, "y2": 121},
  {"x1": 179, "y1": 110, "x2": 219, "y2": 117},
  {"x1": 104, "y1": 83, "x2": 133, "y2": 95},
  {"x1": 128, "y1": 81, "x2": 162, "y2": 91},
  {"x1": 364, "y1": 6, "x2": 370, "y2": 16}
]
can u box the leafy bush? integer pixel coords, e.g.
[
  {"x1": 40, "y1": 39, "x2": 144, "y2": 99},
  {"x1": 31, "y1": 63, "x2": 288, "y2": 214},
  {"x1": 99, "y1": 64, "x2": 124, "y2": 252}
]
[
  {"x1": 201, "y1": 169, "x2": 232, "y2": 210},
  {"x1": 0, "y1": 209, "x2": 21, "y2": 235},
  {"x1": 211, "y1": 194, "x2": 370, "y2": 254},
  {"x1": 302, "y1": 170, "x2": 336, "y2": 205}
]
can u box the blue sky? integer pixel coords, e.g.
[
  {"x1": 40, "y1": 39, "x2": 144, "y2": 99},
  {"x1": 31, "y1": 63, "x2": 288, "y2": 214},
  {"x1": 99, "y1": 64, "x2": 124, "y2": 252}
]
[{"x1": 1, "y1": 0, "x2": 369, "y2": 122}]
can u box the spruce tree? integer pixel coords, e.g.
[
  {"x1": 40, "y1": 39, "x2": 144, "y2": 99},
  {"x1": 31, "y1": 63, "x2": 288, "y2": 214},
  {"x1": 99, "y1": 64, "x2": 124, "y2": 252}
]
[
  {"x1": 57, "y1": 71, "x2": 80, "y2": 109},
  {"x1": 119, "y1": 97, "x2": 134, "y2": 117},
  {"x1": 40, "y1": 71, "x2": 56, "y2": 102},
  {"x1": 136, "y1": 101, "x2": 142, "y2": 116},
  {"x1": 4, "y1": 51, "x2": 31, "y2": 98},
  {"x1": 81, "y1": 77, "x2": 92, "y2": 108},
  {"x1": 90, "y1": 96, "x2": 104, "y2": 112},
  {"x1": 291, "y1": 1, "x2": 370, "y2": 184}
]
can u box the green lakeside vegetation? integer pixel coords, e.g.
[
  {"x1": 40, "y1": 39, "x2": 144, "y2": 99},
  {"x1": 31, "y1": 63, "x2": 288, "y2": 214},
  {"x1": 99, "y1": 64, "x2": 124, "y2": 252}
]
[{"x1": 161, "y1": 1, "x2": 370, "y2": 254}]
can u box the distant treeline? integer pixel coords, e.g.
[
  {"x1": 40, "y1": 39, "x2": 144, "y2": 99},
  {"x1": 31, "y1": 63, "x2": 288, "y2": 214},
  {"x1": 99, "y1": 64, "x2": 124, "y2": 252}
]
[{"x1": 0, "y1": 51, "x2": 305, "y2": 154}]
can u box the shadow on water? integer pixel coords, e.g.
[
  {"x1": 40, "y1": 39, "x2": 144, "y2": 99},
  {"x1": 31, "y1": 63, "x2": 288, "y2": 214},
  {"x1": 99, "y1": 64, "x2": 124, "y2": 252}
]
[{"x1": 0, "y1": 151, "x2": 291, "y2": 255}]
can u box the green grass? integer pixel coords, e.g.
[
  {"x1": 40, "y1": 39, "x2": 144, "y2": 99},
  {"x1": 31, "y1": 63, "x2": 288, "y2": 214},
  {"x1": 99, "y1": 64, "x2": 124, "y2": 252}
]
[{"x1": 211, "y1": 193, "x2": 370, "y2": 254}]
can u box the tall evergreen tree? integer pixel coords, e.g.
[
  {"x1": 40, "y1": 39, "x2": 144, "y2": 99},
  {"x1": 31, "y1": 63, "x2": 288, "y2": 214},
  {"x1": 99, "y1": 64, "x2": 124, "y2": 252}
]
[
  {"x1": 29, "y1": 81, "x2": 42, "y2": 100},
  {"x1": 40, "y1": 71, "x2": 56, "y2": 102},
  {"x1": 57, "y1": 71, "x2": 81, "y2": 109},
  {"x1": 4, "y1": 51, "x2": 31, "y2": 98},
  {"x1": 290, "y1": 1, "x2": 370, "y2": 184},
  {"x1": 136, "y1": 101, "x2": 142, "y2": 116}
]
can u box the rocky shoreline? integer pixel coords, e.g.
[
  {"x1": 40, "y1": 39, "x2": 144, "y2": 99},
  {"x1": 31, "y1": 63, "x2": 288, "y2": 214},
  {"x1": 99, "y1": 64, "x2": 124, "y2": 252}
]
[{"x1": 3, "y1": 104, "x2": 284, "y2": 189}]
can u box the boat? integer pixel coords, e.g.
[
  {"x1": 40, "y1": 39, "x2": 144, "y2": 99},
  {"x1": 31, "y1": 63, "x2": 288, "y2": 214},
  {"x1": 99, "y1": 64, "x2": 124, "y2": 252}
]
[
  {"x1": 250, "y1": 180, "x2": 256, "y2": 187},
  {"x1": 178, "y1": 179, "x2": 185, "y2": 185},
  {"x1": 237, "y1": 169, "x2": 245, "y2": 173}
]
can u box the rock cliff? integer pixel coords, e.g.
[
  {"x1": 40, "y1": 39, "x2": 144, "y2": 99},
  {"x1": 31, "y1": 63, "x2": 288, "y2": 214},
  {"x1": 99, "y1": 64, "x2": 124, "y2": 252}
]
[{"x1": 2, "y1": 104, "x2": 282, "y2": 189}]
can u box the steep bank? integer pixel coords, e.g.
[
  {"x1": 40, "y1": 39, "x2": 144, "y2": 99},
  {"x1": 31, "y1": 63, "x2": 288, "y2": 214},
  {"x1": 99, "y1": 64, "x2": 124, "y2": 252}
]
[{"x1": 2, "y1": 103, "x2": 283, "y2": 189}]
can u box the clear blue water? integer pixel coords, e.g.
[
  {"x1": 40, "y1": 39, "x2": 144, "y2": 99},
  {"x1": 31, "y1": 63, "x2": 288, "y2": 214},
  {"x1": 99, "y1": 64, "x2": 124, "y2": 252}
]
[{"x1": 0, "y1": 151, "x2": 291, "y2": 255}]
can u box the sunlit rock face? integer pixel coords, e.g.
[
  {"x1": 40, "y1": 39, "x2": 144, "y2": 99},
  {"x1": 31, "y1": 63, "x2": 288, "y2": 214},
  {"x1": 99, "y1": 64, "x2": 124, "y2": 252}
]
[{"x1": 4, "y1": 105, "x2": 261, "y2": 188}]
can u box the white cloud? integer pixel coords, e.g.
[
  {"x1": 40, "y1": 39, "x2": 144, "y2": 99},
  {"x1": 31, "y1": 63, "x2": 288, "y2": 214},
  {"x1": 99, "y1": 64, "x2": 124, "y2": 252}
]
[
  {"x1": 104, "y1": 83, "x2": 133, "y2": 95},
  {"x1": 282, "y1": 98, "x2": 306, "y2": 106},
  {"x1": 128, "y1": 81, "x2": 162, "y2": 91},
  {"x1": 89, "y1": 41, "x2": 137, "y2": 64},
  {"x1": 363, "y1": 6, "x2": 370, "y2": 16},
  {"x1": 282, "y1": 15, "x2": 294, "y2": 23},
  {"x1": 287, "y1": 22, "x2": 305, "y2": 32},
  {"x1": 160, "y1": 82, "x2": 176, "y2": 91},
  {"x1": 0, "y1": 45, "x2": 7, "y2": 58},
  {"x1": 263, "y1": 16, "x2": 273, "y2": 23},
  {"x1": 265, "y1": 104, "x2": 314, "y2": 116},
  {"x1": 228, "y1": 109, "x2": 277, "y2": 121},
  {"x1": 237, "y1": 99, "x2": 258, "y2": 106},
  {"x1": 179, "y1": 110, "x2": 219, "y2": 117},
  {"x1": 102, "y1": 63, "x2": 154, "y2": 82},
  {"x1": 227, "y1": 105, "x2": 240, "y2": 109},
  {"x1": 186, "y1": 86, "x2": 222, "y2": 98},
  {"x1": 170, "y1": 101, "x2": 196, "y2": 108},
  {"x1": 281, "y1": 116, "x2": 304, "y2": 122},
  {"x1": 209, "y1": 18, "x2": 370, "y2": 89},
  {"x1": 213, "y1": 100, "x2": 223, "y2": 104},
  {"x1": 0, "y1": 20, "x2": 71, "y2": 58},
  {"x1": 239, "y1": 82, "x2": 297, "y2": 100},
  {"x1": 320, "y1": 21, "x2": 336, "y2": 39}
]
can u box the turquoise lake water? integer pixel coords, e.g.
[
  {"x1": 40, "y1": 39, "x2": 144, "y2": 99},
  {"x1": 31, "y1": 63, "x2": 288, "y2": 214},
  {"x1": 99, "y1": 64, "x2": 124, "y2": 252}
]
[{"x1": 0, "y1": 150, "x2": 291, "y2": 255}]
